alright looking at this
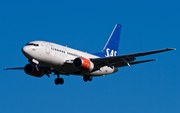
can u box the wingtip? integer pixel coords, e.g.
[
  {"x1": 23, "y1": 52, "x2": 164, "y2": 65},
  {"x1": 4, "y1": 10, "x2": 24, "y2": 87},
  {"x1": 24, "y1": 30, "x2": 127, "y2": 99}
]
[
  {"x1": 167, "y1": 48, "x2": 176, "y2": 50},
  {"x1": 151, "y1": 59, "x2": 157, "y2": 61}
]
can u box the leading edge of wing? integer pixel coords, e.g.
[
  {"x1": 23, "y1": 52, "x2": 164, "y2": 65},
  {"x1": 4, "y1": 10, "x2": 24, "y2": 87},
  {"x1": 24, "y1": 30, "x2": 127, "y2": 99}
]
[
  {"x1": 91, "y1": 48, "x2": 176, "y2": 63},
  {"x1": 120, "y1": 48, "x2": 176, "y2": 58},
  {"x1": 4, "y1": 67, "x2": 24, "y2": 70}
]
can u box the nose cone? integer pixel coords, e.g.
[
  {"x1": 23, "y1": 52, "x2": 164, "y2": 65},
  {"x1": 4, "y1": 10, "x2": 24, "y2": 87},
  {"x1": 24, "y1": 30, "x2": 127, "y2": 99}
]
[
  {"x1": 21, "y1": 46, "x2": 27, "y2": 55},
  {"x1": 22, "y1": 46, "x2": 31, "y2": 59}
]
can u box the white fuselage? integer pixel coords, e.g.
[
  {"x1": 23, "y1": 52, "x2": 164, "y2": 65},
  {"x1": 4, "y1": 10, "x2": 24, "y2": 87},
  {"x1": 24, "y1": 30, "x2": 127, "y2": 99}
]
[{"x1": 22, "y1": 41, "x2": 118, "y2": 76}]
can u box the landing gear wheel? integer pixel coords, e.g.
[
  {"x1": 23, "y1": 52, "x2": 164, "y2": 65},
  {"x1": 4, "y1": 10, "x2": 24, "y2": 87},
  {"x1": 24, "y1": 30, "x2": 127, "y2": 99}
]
[
  {"x1": 83, "y1": 75, "x2": 88, "y2": 82},
  {"x1": 54, "y1": 78, "x2": 64, "y2": 85},
  {"x1": 83, "y1": 75, "x2": 93, "y2": 82},
  {"x1": 88, "y1": 75, "x2": 92, "y2": 81},
  {"x1": 55, "y1": 78, "x2": 60, "y2": 85},
  {"x1": 59, "y1": 78, "x2": 64, "y2": 85}
]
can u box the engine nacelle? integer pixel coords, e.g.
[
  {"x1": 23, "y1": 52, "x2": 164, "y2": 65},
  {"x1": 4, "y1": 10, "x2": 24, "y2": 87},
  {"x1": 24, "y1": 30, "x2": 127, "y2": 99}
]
[
  {"x1": 73, "y1": 57, "x2": 94, "y2": 71},
  {"x1": 24, "y1": 63, "x2": 45, "y2": 77}
]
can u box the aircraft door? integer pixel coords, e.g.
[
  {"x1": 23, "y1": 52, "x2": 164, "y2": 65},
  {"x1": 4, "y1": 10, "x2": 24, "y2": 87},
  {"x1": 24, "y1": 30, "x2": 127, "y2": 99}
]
[{"x1": 44, "y1": 42, "x2": 50, "y2": 54}]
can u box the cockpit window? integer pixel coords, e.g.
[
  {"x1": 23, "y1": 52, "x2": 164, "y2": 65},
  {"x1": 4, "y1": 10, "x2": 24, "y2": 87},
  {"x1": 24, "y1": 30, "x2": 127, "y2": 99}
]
[
  {"x1": 34, "y1": 44, "x2": 39, "y2": 46},
  {"x1": 26, "y1": 43, "x2": 39, "y2": 46}
]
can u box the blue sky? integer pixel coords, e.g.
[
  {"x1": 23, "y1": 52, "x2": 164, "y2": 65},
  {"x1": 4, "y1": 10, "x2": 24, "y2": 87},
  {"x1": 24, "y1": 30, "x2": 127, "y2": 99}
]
[{"x1": 0, "y1": 0, "x2": 179, "y2": 113}]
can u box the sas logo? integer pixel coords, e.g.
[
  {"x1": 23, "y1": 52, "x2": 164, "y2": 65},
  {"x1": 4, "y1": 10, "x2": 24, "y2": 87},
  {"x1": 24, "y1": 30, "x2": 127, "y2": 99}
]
[{"x1": 105, "y1": 48, "x2": 117, "y2": 57}]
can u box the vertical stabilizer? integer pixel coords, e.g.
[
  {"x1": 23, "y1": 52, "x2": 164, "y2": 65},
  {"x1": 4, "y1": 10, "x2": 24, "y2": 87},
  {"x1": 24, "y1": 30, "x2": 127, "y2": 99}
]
[{"x1": 94, "y1": 24, "x2": 121, "y2": 57}]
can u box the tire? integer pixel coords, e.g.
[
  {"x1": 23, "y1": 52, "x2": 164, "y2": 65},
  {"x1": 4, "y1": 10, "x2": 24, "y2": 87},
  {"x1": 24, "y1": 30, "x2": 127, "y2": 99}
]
[
  {"x1": 83, "y1": 75, "x2": 88, "y2": 82},
  {"x1": 59, "y1": 78, "x2": 64, "y2": 85},
  {"x1": 88, "y1": 75, "x2": 92, "y2": 81},
  {"x1": 55, "y1": 78, "x2": 60, "y2": 85}
]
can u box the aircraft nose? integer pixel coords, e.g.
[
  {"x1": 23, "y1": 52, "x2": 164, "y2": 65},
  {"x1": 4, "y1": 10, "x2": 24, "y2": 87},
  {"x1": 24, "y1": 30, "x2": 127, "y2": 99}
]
[
  {"x1": 21, "y1": 46, "x2": 27, "y2": 55},
  {"x1": 21, "y1": 46, "x2": 31, "y2": 58}
]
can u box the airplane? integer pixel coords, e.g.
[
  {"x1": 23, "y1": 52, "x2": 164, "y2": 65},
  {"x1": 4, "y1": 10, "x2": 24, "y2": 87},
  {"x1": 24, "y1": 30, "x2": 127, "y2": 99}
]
[{"x1": 4, "y1": 24, "x2": 175, "y2": 85}]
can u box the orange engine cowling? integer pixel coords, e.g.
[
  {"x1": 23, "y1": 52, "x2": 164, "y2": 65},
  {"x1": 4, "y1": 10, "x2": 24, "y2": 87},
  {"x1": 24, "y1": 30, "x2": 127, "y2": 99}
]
[
  {"x1": 24, "y1": 63, "x2": 45, "y2": 77},
  {"x1": 73, "y1": 57, "x2": 94, "y2": 71}
]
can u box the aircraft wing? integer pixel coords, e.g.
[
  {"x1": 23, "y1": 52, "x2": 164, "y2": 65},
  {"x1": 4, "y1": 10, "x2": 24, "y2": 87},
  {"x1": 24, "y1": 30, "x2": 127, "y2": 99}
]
[
  {"x1": 4, "y1": 66, "x2": 69, "y2": 77},
  {"x1": 4, "y1": 67, "x2": 24, "y2": 70},
  {"x1": 112, "y1": 59, "x2": 157, "y2": 67},
  {"x1": 90, "y1": 48, "x2": 175, "y2": 67}
]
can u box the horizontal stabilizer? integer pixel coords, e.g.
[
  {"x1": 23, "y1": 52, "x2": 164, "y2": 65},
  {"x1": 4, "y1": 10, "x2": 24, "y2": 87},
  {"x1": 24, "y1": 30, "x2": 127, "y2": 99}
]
[{"x1": 113, "y1": 59, "x2": 157, "y2": 67}]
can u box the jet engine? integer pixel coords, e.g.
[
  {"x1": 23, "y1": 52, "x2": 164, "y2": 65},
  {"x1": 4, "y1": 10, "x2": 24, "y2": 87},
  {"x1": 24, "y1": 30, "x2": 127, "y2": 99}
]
[
  {"x1": 24, "y1": 63, "x2": 45, "y2": 77},
  {"x1": 73, "y1": 57, "x2": 94, "y2": 71}
]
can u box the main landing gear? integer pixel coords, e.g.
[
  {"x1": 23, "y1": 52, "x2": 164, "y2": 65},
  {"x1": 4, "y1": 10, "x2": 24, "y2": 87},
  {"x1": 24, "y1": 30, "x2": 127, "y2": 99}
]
[
  {"x1": 83, "y1": 74, "x2": 93, "y2": 82},
  {"x1": 54, "y1": 74, "x2": 64, "y2": 85}
]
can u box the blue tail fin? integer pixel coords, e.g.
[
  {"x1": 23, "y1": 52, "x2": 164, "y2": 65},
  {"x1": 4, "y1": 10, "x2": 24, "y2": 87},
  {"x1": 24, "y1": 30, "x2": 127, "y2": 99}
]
[{"x1": 94, "y1": 24, "x2": 121, "y2": 57}]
